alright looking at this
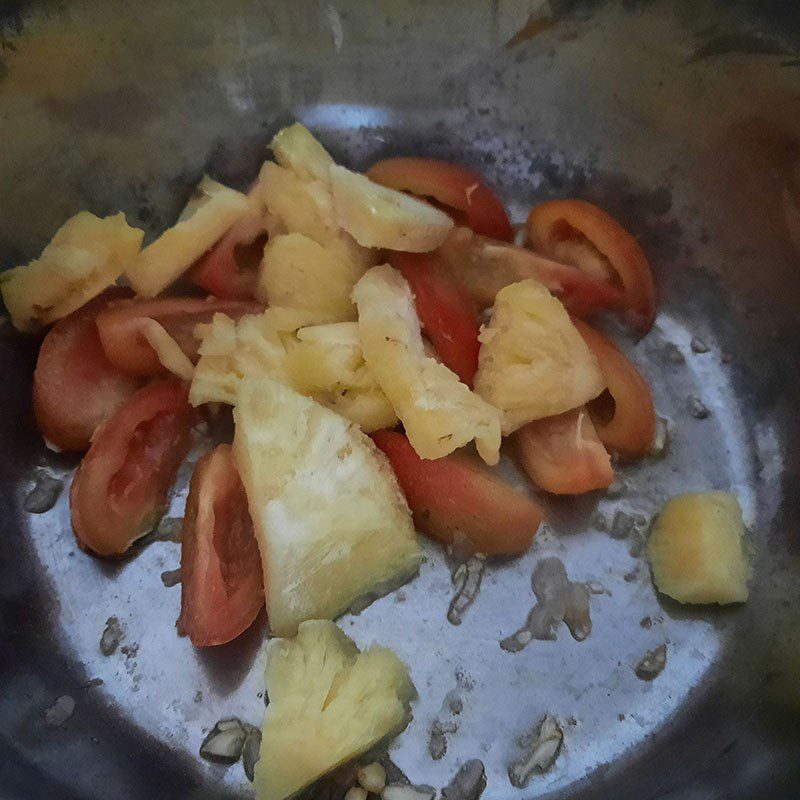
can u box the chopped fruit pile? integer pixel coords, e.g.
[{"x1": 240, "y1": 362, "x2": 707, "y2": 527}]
[{"x1": 3, "y1": 122, "x2": 751, "y2": 799}]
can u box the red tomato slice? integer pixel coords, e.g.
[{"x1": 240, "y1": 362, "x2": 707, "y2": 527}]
[
  {"x1": 514, "y1": 408, "x2": 613, "y2": 495},
  {"x1": 189, "y1": 229, "x2": 267, "y2": 300},
  {"x1": 33, "y1": 289, "x2": 142, "y2": 451},
  {"x1": 389, "y1": 251, "x2": 480, "y2": 386},
  {"x1": 70, "y1": 381, "x2": 194, "y2": 557},
  {"x1": 437, "y1": 227, "x2": 624, "y2": 318},
  {"x1": 367, "y1": 157, "x2": 513, "y2": 241},
  {"x1": 527, "y1": 199, "x2": 657, "y2": 332},
  {"x1": 573, "y1": 319, "x2": 656, "y2": 458},
  {"x1": 96, "y1": 297, "x2": 262, "y2": 377},
  {"x1": 372, "y1": 429, "x2": 542, "y2": 556},
  {"x1": 177, "y1": 444, "x2": 264, "y2": 647}
]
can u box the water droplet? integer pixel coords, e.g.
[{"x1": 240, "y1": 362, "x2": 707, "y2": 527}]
[
  {"x1": 610, "y1": 510, "x2": 636, "y2": 540},
  {"x1": 687, "y1": 396, "x2": 711, "y2": 419},
  {"x1": 635, "y1": 643, "x2": 667, "y2": 680},
  {"x1": 160, "y1": 568, "x2": 181, "y2": 587},
  {"x1": 24, "y1": 471, "x2": 63, "y2": 513},
  {"x1": 99, "y1": 617, "x2": 124, "y2": 656},
  {"x1": 690, "y1": 336, "x2": 710, "y2": 354},
  {"x1": 659, "y1": 342, "x2": 685, "y2": 364},
  {"x1": 44, "y1": 695, "x2": 75, "y2": 727},
  {"x1": 442, "y1": 759, "x2": 486, "y2": 800}
]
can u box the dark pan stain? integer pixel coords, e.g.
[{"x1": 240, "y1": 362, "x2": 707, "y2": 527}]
[
  {"x1": 41, "y1": 86, "x2": 154, "y2": 135},
  {"x1": 690, "y1": 33, "x2": 793, "y2": 61},
  {"x1": 505, "y1": 13, "x2": 555, "y2": 49}
]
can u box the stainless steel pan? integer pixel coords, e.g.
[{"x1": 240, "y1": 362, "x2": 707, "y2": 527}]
[{"x1": 1, "y1": 1, "x2": 798, "y2": 798}]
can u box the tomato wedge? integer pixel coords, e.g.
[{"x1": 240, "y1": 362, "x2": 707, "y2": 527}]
[
  {"x1": 70, "y1": 381, "x2": 194, "y2": 557},
  {"x1": 177, "y1": 444, "x2": 264, "y2": 646},
  {"x1": 367, "y1": 157, "x2": 513, "y2": 241},
  {"x1": 372, "y1": 430, "x2": 542, "y2": 556},
  {"x1": 527, "y1": 199, "x2": 656, "y2": 332},
  {"x1": 573, "y1": 319, "x2": 656, "y2": 458},
  {"x1": 32, "y1": 289, "x2": 142, "y2": 451},
  {"x1": 96, "y1": 297, "x2": 262, "y2": 377},
  {"x1": 514, "y1": 408, "x2": 613, "y2": 495},
  {"x1": 189, "y1": 229, "x2": 267, "y2": 300},
  {"x1": 437, "y1": 227, "x2": 624, "y2": 318},
  {"x1": 388, "y1": 251, "x2": 480, "y2": 386}
]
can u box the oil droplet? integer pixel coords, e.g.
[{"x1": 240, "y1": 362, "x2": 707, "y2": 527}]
[{"x1": 99, "y1": 616, "x2": 124, "y2": 656}]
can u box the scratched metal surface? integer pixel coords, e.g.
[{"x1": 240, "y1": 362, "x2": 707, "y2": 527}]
[{"x1": 1, "y1": 2, "x2": 799, "y2": 799}]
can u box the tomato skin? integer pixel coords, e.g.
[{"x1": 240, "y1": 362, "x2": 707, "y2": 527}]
[
  {"x1": 437, "y1": 227, "x2": 624, "y2": 318},
  {"x1": 33, "y1": 289, "x2": 142, "y2": 451},
  {"x1": 527, "y1": 199, "x2": 656, "y2": 332},
  {"x1": 70, "y1": 381, "x2": 194, "y2": 557},
  {"x1": 573, "y1": 319, "x2": 656, "y2": 458},
  {"x1": 514, "y1": 408, "x2": 613, "y2": 495},
  {"x1": 177, "y1": 444, "x2": 264, "y2": 647},
  {"x1": 189, "y1": 230, "x2": 266, "y2": 300},
  {"x1": 367, "y1": 157, "x2": 513, "y2": 241},
  {"x1": 96, "y1": 297, "x2": 262, "y2": 377},
  {"x1": 372, "y1": 430, "x2": 542, "y2": 556},
  {"x1": 389, "y1": 251, "x2": 480, "y2": 386}
]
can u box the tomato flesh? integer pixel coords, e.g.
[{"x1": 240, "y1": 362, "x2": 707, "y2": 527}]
[
  {"x1": 514, "y1": 408, "x2": 613, "y2": 495},
  {"x1": 178, "y1": 444, "x2": 264, "y2": 647},
  {"x1": 70, "y1": 381, "x2": 194, "y2": 557},
  {"x1": 367, "y1": 157, "x2": 513, "y2": 241},
  {"x1": 96, "y1": 297, "x2": 262, "y2": 377},
  {"x1": 527, "y1": 199, "x2": 657, "y2": 331},
  {"x1": 189, "y1": 230, "x2": 266, "y2": 300},
  {"x1": 372, "y1": 429, "x2": 542, "y2": 556},
  {"x1": 389, "y1": 251, "x2": 480, "y2": 386},
  {"x1": 573, "y1": 319, "x2": 656, "y2": 458},
  {"x1": 437, "y1": 227, "x2": 624, "y2": 318},
  {"x1": 33, "y1": 289, "x2": 142, "y2": 451}
]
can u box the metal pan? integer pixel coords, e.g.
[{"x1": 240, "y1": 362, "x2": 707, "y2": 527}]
[{"x1": 1, "y1": 1, "x2": 798, "y2": 798}]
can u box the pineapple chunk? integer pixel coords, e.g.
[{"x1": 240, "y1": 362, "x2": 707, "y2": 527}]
[
  {"x1": 233, "y1": 377, "x2": 420, "y2": 636},
  {"x1": 139, "y1": 320, "x2": 194, "y2": 380},
  {"x1": 190, "y1": 313, "x2": 395, "y2": 431},
  {"x1": 286, "y1": 323, "x2": 398, "y2": 432},
  {"x1": 271, "y1": 122, "x2": 335, "y2": 183},
  {"x1": 648, "y1": 491, "x2": 750, "y2": 605},
  {"x1": 352, "y1": 265, "x2": 501, "y2": 464},
  {"x1": 330, "y1": 165, "x2": 454, "y2": 252},
  {"x1": 189, "y1": 308, "x2": 316, "y2": 407},
  {"x1": 474, "y1": 279, "x2": 605, "y2": 434},
  {"x1": 255, "y1": 620, "x2": 415, "y2": 800},
  {"x1": 1, "y1": 212, "x2": 142, "y2": 331},
  {"x1": 125, "y1": 177, "x2": 249, "y2": 296},
  {"x1": 258, "y1": 233, "x2": 364, "y2": 321}
]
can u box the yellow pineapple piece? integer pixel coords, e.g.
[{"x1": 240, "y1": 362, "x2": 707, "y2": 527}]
[
  {"x1": 648, "y1": 491, "x2": 750, "y2": 605},
  {"x1": 233, "y1": 377, "x2": 420, "y2": 636},
  {"x1": 286, "y1": 322, "x2": 398, "y2": 432},
  {"x1": 189, "y1": 308, "x2": 316, "y2": 407},
  {"x1": 271, "y1": 122, "x2": 335, "y2": 183},
  {"x1": 352, "y1": 264, "x2": 501, "y2": 464},
  {"x1": 255, "y1": 620, "x2": 415, "y2": 800},
  {"x1": 125, "y1": 177, "x2": 249, "y2": 296},
  {"x1": 474, "y1": 279, "x2": 605, "y2": 434},
  {"x1": 258, "y1": 233, "x2": 364, "y2": 322},
  {"x1": 330, "y1": 165, "x2": 453, "y2": 252},
  {"x1": 1, "y1": 212, "x2": 142, "y2": 331}
]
